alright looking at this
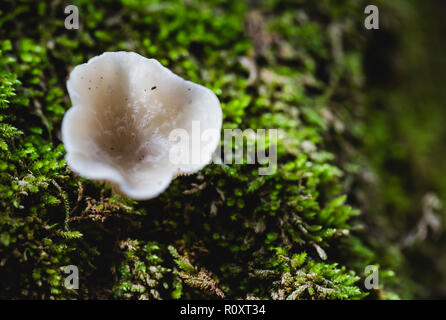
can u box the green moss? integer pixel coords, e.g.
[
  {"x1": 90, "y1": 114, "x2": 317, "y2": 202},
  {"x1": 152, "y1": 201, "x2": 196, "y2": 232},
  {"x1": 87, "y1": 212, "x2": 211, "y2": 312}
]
[{"x1": 0, "y1": 0, "x2": 397, "y2": 299}]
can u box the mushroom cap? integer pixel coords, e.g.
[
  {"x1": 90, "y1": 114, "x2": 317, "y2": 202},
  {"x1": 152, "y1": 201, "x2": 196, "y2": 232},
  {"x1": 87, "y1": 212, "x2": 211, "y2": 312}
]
[{"x1": 62, "y1": 52, "x2": 222, "y2": 200}]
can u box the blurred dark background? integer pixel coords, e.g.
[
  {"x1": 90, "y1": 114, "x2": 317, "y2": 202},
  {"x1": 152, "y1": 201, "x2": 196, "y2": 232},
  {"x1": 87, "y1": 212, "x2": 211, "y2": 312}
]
[{"x1": 360, "y1": 0, "x2": 446, "y2": 298}]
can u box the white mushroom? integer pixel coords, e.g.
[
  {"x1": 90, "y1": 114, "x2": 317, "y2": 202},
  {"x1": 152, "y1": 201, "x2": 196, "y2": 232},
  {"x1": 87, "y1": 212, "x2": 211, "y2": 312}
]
[{"x1": 62, "y1": 52, "x2": 222, "y2": 200}]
